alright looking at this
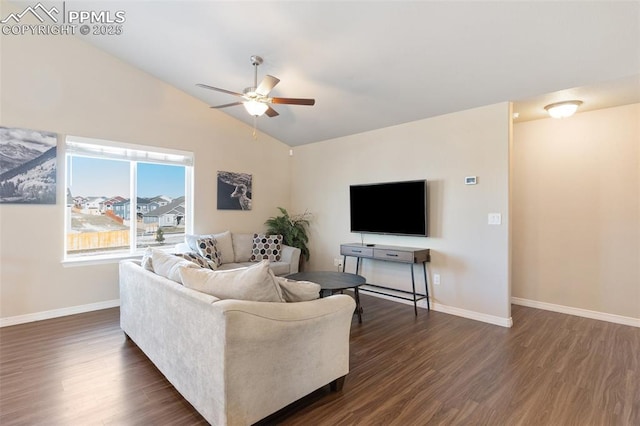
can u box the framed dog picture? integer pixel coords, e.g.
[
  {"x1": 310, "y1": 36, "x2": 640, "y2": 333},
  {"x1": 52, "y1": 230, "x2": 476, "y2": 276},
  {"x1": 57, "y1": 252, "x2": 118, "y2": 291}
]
[{"x1": 217, "y1": 171, "x2": 252, "y2": 211}]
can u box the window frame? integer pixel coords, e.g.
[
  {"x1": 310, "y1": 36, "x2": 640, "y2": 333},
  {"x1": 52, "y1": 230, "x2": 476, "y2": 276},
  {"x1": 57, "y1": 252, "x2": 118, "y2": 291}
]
[{"x1": 63, "y1": 135, "x2": 194, "y2": 265}]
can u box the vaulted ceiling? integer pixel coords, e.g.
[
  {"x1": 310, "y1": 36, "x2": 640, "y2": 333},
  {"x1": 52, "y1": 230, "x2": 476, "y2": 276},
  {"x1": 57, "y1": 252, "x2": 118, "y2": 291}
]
[{"x1": 19, "y1": 1, "x2": 640, "y2": 146}]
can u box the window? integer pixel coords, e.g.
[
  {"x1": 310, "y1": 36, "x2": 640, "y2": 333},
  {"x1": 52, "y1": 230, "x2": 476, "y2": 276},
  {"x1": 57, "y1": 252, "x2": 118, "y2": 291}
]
[{"x1": 64, "y1": 136, "x2": 193, "y2": 261}]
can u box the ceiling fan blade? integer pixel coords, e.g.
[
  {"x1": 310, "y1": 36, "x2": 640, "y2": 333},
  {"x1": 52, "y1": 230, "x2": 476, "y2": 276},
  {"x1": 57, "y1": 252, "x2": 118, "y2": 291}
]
[
  {"x1": 265, "y1": 106, "x2": 279, "y2": 117},
  {"x1": 256, "y1": 75, "x2": 280, "y2": 96},
  {"x1": 196, "y1": 83, "x2": 244, "y2": 97},
  {"x1": 270, "y1": 97, "x2": 315, "y2": 106},
  {"x1": 210, "y1": 101, "x2": 243, "y2": 109}
]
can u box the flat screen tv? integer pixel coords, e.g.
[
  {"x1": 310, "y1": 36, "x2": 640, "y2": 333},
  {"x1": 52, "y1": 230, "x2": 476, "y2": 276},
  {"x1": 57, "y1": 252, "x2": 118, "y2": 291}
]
[{"x1": 350, "y1": 180, "x2": 428, "y2": 236}]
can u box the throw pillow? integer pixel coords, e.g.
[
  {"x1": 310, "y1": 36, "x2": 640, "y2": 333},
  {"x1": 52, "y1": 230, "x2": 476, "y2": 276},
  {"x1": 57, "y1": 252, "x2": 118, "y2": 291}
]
[
  {"x1": 174, "y1": 251, "x2": 217, "y2": 270},
  {"x1": 179, "y1": 260, "x2": 285, "y2": 303},
  {"x1": 185, "y1": 233, "x2": 213, "y2": 252},
  {"x1": 232, "y1": 233, "x2": 254, "y2": 262},
  {"x1": 150, "y1": 248, "x2": 199, "y2": 284},
  {"x1": 141, "y1": 247, "x2": 154, "y2": 271},
  {"x1": 196, "y1": 237, "x2": 222, "y2": 267},
  {"x1": 185, "y1": 231, "x2": 234, "y2": 264},
  {"x1": 274, "y1": 274, "x2": 321, "y2": 302},
  {"x1": 250, "y1": 233, "x2": 283, "y2": 262}
]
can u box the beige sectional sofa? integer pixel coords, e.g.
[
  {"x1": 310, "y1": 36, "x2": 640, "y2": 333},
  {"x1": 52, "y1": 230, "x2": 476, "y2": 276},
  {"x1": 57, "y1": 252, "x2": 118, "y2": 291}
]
[{"x1": 119, "y1": 252, "x2": 355, "y2": 425}]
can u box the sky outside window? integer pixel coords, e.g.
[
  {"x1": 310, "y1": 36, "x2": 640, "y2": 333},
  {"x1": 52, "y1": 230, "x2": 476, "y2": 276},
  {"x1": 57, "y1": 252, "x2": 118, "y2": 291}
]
[
  {"x1": 137, "y1": 162, "x2": 185, "y2": 198},
  {"x1": 68, "y1": 157, "x2": 184, "y2": 198}
]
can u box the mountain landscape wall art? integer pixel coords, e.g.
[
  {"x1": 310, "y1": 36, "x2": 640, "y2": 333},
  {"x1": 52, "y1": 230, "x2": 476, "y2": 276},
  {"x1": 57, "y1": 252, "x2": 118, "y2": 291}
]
[{"x1": 0, "y1": 126, "x2": 57, "y2": 204}]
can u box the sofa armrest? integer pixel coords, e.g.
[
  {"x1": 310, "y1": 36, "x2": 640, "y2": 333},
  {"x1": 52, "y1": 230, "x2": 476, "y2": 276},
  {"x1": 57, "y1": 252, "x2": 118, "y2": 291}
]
[
  {"x1": 280, "y1": 244, "x2": 301, "y2": 274},
  {"x1": 216, "y1": 294, "x2": 353, "y2": 321},
  {"x1": 217, "y1": 295, "x2": 355, "y2": 425}
]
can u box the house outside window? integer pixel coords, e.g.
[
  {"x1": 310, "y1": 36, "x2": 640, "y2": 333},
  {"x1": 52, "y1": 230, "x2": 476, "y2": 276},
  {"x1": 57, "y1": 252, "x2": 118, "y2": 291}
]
[{"x1": 64, "y1": 136, "x2": 193, "y2": 261}]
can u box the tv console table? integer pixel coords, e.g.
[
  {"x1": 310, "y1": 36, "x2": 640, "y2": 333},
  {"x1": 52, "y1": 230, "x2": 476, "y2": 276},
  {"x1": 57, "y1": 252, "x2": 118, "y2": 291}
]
[{"x1": 340, "y1": 243, "x2": 431, "y2": 315}]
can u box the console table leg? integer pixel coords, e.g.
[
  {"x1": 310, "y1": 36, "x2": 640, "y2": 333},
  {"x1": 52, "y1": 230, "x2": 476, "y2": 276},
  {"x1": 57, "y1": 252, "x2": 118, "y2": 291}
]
[
  {"x1": 422, "y1": 262, "x2": 430, "y2": 311},
  {"x1": 410, "y1": 265, "x2": 418, "y2": 316}
]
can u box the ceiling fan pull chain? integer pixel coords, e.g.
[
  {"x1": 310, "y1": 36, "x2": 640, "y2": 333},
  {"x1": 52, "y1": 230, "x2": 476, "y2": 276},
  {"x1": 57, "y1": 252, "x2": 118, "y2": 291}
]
[{"x1": 252, "y1": 116, "x2": 258, "y2": 140}]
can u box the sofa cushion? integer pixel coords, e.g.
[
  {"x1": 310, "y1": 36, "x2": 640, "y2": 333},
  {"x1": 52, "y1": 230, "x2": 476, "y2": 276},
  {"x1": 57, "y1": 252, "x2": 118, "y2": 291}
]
[
  {"x1": 175, "y1": 251, "x2": 217, "y2": 270},
  {"x1": 141, "y1": 247, "x2": 154, "y2": 271},
  {"x1": 196, "y1": 237, "x2": 223, "y2": 267},
  {"x1": 186, "y1": 231, "x2": 235, "y2": 264},
  {"x1": 150, "y1": 248, "x2": 199, "y2": 283},
  {"x1": 217, "y1": 262, "x2": 251, "y2": 271},
  {"x1": 216, "y1": 261, "x2": 290, "y2": 276},
  {"x1": 274, "y1": 274, "x2": 321, "y2": 302},
  {"x1": 232, "y1": 233, "x2": 254, "y2": 262},
  {"x1": 268, "y1": 262, "x2": 291, "y2": 276},
  {"x1": 185, "y1": 233, "x2": 209, "y2": 252},
  {"x1": 250, "y1": 234, "x2": 283, "y2": 262},
  {"x1": 212, "y1": 231, "x2": 235, "y2": 264},
  {"x1": 179, "y1": 260, "x2": 285, "y2": 302}
]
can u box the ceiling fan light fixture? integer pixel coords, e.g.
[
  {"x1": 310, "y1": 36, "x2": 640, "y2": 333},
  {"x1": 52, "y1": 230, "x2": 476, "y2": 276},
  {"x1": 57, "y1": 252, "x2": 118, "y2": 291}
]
[
  {"x1": 243, "y1": 100, "x2": 269, "y2": 116},
  {"x1": 197, "y1": 55, "x2": 314, "y2": 121},
  {"x1": 544, "y1": 100, "x2": 583, "y2": 119}
]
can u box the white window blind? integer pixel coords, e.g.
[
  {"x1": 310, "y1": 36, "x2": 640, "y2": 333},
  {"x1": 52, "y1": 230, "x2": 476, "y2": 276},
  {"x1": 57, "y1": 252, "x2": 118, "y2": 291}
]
[{"x1": 66, "y1": 136, "x2": 193, "y2": 166}]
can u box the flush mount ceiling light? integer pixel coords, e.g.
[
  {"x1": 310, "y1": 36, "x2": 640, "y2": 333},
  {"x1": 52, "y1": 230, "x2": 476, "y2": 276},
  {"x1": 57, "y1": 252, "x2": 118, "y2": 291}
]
[{"x1": 544, "y1": 100, "x2": 583, "y2": 119}]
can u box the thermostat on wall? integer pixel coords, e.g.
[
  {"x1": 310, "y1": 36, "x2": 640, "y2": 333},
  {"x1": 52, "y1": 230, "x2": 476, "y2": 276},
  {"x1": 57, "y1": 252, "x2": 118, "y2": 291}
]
[{"x1": 465, "y1": 176, "x2": 477, "y2": 185}]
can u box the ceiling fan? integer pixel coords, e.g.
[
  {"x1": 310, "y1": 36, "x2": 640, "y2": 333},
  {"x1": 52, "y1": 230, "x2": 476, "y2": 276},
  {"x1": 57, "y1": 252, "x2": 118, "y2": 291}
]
[{"x1": 196, "y1": 55, "x2": 315, "y2": 118}]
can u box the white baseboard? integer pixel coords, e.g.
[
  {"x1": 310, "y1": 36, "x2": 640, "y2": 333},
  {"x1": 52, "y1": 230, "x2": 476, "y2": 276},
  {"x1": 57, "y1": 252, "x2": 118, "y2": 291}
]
[
  {"x1": 425, "y1": 299, "x2": 513, "y2": 328},
  {"x1": 360, "y1": 291, "x2": 513, "y2": 328},
  {"x1": 0, "y1": 299, "x2": 120, "y2": 328},
  {"x1": 511, "y1": 297, "x2": 640, "y2": 328},
  {"x1": 11, "y1": 296, "x2": 633, "y2": 330}
]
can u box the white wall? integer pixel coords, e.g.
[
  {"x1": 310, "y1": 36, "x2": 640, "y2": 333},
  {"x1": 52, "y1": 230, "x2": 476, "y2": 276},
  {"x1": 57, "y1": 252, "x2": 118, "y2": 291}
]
[
  {"x1": 291, "y1": 103, "x2": 512, "y2": 325},
  {"x1": 512, "y1": 104, "x2": 639, "y2": 320},
  {"x1": 6, "y1": 9, "x2": 632, "y2": 329},
  {"x1": 0, "y1": 22, "x2": 292, "y2": 321}
]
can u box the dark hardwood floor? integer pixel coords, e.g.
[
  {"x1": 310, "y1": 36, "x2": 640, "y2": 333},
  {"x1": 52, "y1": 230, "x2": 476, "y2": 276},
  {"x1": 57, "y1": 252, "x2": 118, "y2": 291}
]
[{"x1": 1, "y1": 295, "x2": 638, "y2": 425}]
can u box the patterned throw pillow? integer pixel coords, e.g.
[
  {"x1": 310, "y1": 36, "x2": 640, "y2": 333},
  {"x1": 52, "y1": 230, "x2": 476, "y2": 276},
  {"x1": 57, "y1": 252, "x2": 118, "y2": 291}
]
[
  {"x1": 196, "y1": 237, "x2": 223, "y2": 267},
  {"x1": 174, "y1": 252, "x2": 217, "y2": 270},
  {"x1": 250, "y1": 233, "x2": 282, "y2": 262},
  {"x1": 186, "y1": 231, "x2": 234, "y2": 264}
]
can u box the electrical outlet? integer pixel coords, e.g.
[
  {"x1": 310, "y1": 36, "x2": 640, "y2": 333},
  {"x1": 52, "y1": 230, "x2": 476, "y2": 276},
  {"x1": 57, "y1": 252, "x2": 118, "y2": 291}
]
[
  {"x1": 333, "y1": 258, "x2": 343, "y2": 267},
  {"x1": 433, "y1": 273, "x2": 440, "y2": 286}
]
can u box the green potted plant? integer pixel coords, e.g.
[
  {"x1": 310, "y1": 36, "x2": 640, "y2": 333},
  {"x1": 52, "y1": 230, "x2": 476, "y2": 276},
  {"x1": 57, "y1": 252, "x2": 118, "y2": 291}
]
[
  {"x1": 265, "y1": 207, "x2": 311, "y2": 263},
  {"x1": 155, "y1": 227, "x2": 165, "y2": 244}
]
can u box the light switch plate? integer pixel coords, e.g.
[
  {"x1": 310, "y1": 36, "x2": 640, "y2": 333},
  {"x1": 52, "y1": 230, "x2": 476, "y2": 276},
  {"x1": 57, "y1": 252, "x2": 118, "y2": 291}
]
[{"x1": 488, "y1": 213, "x2": 502, "y2": 225}]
